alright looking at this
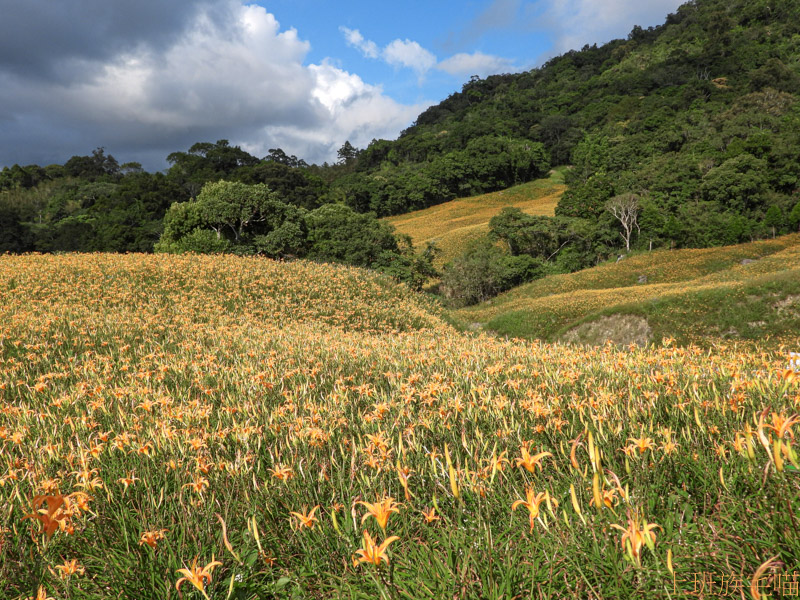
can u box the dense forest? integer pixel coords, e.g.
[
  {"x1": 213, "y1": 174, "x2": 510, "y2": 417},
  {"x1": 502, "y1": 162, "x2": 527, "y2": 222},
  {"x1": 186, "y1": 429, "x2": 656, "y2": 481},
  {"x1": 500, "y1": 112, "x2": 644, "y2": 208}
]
[{"x1": 2, "y1": 0, "x2": 800, "y2": 301}]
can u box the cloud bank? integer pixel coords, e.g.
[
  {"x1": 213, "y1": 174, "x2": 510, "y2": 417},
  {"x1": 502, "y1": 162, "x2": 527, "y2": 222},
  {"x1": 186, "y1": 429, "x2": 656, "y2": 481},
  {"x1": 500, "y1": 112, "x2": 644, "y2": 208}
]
[
  {"x1": 0, "y1": 1, "x2": 428, "y2": 169},
  {"x1": 339, "y1": 27, "x2": 518, "y2": 79},
  {"x1": 540, "y1": 0, "x2": 685, "y2": 54}
]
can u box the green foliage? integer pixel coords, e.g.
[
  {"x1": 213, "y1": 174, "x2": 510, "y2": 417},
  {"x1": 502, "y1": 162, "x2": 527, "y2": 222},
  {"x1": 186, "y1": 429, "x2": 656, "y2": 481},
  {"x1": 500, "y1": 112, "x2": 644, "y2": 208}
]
[
  {"x1": 167, "y1": 139, "x2": 259, "y2": 196},
  {"x1": 0, "y1": 200, "x2": 32, "y2": 252},
  {"x1": 440, "y1": 239, "x2": 548, "y2": 306},
  {"x1": 64, "y1": 147, "x2": 119, "y2": 180},
  {"x1": 489, "y1": 207, "x2": 600, "y2": 268},
  {"x1": 157, "y1": 180, "x2": 310, "y2": 258},
  {"x1": 156, "y1": 228, "x2": 233, "y2": 254},
  {"x1": 194, "y1": 180, "x2": 277, "y2": 241},
  {"x1": 374, "y1": 237, "x2": 440, "y2": 291},
  {"x1": 304, "y1": 204, "x2": 399, "y2": 266},
  {"x1": 700, "y1": 153, "x2": 769, "y2": 212},
  {"x1": 790, "y1": 201, "x2": 800, "y2": 231},
  {"x1": 334, "y1": 137, "x2": 549, "y2": 216},
  {"x1": 555, "y1": 173, "x2": 615, "y2": 220},
  {"x1": 765, "y1": 205, "x2": 783, "y2": 236},
  {"x1": 236, "y1": 161, "x2": 327, "y2": 209},
  {"x1": 253, "y1": 221, "x2": 308, "y2": 257}
]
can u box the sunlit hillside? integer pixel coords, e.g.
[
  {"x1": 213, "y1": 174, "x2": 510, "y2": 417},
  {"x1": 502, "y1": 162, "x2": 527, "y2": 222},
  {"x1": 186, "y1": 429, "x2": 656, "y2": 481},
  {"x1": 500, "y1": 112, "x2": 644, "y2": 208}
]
[
  {"x1": 2, "y1": 253, "x2": 799, "y2": 599},
  {"x1": 385, "y1": 169, "x2": 566, "y2": 267},
  {"x1": 456, "y1": 234, "x2": 800, "y2": 348}
]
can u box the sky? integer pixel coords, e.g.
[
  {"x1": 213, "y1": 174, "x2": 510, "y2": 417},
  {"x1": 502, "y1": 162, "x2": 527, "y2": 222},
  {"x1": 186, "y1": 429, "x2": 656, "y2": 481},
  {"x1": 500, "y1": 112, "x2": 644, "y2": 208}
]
[{"x1": 0, "y1": 0, "x2": 685, "y2": 171}]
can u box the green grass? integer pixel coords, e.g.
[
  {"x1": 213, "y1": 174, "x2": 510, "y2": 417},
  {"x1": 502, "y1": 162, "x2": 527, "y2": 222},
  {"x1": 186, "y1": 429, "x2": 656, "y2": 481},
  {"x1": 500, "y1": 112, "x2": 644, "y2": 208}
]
[{"x1": 454, "y1": 234, "x2": 800, "y2": 348}]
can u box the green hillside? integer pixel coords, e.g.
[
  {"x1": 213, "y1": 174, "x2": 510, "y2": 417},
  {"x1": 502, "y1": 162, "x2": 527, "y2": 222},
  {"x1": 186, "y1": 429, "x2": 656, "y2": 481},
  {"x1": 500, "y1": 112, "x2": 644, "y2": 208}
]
[{"x1": 453, "y1": 233, "x2": 800, "y2": 348}]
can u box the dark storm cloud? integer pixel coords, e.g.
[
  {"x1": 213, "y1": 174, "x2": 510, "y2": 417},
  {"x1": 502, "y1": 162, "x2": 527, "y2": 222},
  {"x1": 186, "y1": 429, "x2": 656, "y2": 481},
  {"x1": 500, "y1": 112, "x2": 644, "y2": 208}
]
[
  {"x1": 0, "y1": 1, "x2": 211, "y2": 81},
  {"x1": 0, "y1": 1, "x2": 427, "y2": 171}
]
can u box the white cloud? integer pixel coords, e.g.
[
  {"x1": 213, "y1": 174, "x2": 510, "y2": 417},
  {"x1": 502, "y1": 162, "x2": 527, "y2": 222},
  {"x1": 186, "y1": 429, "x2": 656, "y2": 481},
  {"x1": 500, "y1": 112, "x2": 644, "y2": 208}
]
[
  {"x1": 436, "y1": 52, "x2": 516, "y2": 77},
  {"x1": 339, "y1": 27, "x2": 516, "y2": 81},
  {"x1": 382, "y1": 39, "x2": 438, "y2": 75},
  {"x1": 540, "y1": 0, "x2": 684, "y2": 53},
  {"x1": 0, "y1": 1, "x2": 429, "y2": 167},
  {"x1": 254, "y1": 60, "x2": 428, "y2": 163},
  {"x1": 340, "y1": 28, "x2": 439, "y2": 77},
  {"x1": 340, "y1": 26, "x2": 379, "y2": 59}
]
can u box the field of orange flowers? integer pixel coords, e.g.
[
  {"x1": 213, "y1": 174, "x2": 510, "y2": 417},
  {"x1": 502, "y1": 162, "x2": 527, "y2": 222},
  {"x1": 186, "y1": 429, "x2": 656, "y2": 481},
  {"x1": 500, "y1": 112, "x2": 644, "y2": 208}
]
[{"x1": 2, "y1": 253, "x2": 799, "y2": 599}]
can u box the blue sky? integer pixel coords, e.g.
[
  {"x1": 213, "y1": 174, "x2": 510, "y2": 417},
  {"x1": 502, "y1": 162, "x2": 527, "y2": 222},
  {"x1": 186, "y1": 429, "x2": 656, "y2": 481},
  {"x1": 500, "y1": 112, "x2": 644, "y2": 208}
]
[
  {"x1": 262, "y1": 0, "x2": 549, "y2": 106},
  {"x1": 0, "y1": 0, "x2": 685, "y2": 169}
]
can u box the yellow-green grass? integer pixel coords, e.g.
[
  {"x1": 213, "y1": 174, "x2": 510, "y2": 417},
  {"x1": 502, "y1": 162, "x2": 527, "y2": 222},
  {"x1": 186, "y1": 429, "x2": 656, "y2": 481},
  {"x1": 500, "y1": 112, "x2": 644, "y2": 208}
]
[
  {"x1": 455, "y1": 233, "x2": 800, "y2": 347},
  {"x1": 385, "y1": 169, "x2": 566, "y2": 267}
]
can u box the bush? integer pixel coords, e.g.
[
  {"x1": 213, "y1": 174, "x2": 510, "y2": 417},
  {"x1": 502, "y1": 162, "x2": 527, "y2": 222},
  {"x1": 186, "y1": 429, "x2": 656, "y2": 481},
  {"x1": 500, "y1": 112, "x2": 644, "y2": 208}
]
[
  {"x1": 305, "y1": 204, "x2": 398, "y2": 267},
  {"x1": 440, "y1": 240, "x2": 547, "y2": 306},
  {"x1": 154, "y1": 228, "x2": 232, "y2": 254},
  {"x1": 374, "y1": 238, "x2": 439, "y2": 291},
  {"x1": 790, "y1": 201, "x2": 800, "y2": 232}
]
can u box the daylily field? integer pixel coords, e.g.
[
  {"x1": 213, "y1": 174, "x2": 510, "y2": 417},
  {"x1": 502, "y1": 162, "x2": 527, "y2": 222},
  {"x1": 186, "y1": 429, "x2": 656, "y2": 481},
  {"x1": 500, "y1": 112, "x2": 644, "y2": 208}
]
[{"x1": 1, "y1": 253, "x2": 799, "y2": 599}]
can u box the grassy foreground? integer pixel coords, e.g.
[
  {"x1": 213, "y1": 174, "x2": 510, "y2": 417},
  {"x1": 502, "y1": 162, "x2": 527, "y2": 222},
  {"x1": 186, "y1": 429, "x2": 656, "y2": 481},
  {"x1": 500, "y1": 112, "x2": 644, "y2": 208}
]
[
  {"x1": 1, "y1": 253, "x2": 799, "y2": 599},
  {"x1": 456, "y1": 233, "x2": 800, "y2": 349},
  {"x1": 385, "y1": 169, "x2": 565, "y2": 267}
]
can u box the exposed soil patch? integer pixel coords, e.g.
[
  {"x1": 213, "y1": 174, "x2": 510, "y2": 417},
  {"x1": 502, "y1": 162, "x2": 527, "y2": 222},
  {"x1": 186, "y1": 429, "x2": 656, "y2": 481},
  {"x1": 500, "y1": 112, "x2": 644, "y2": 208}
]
[
  {"x1": 562, "y1": 315, "x2": 652, "y2": 347},
  {"x1": 774, "y1": 295, "x2": 800, "y2": 316}
]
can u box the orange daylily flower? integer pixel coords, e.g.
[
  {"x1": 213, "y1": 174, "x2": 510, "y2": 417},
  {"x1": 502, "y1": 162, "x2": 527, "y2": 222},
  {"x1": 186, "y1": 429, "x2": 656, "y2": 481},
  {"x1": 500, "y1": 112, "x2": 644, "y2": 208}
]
[
  {"x1": 353, "y1": 530, "x2": 400, "y2": 567},
  {"x1": 269, "y1": 465, "x2": 294, "y2": 481},
  {"x1": 626, "y1": 436, "x2": 655, "y2": 455},
  {"x1": 23, "y1": 494, "x2": 74, "y2": 540},
  {"x1": 515, "y1": 447, "x2": 552, "y2": 473},
  {"x1": 611, "y1": 511, "x2": 661, "y2": 566},
  {"x1": 512, "y1": 487, "x2": 556, "y2": 532},
  {"x1": 764, "y1": 412, "x2": 799, "y2": 439},
  {"x1": 175, "y1": 557, "x2": 222, "y2": 596},
  {"x1": 421, "y1": 507, "x2": 440, "y2": 524},
  {"x1": 290, "y1": 505, "x2": 320, "y2": 529},
  {"x1": 28, "y1": 586, "x2": 55, "y2": 600},
  {"x1": 358, "y1": 497, "x2": 401, "y2": 531},
  {"x1": 397, "y1": 465, "x2": 413, "y2": 500},
  {"x1": 117, "y1": 471, "x2": 139, "y2": 491},
  {"x1": 182, "y1": 476, "x2": 209, "y2": 495},
  {"x1": 589, "y1": 487, "x2": 619, "y2": 509},
  {"x1": 490, "y1": 451, "x2": 510, "y2": 473},
  {"x1": 54, "y1": 558, "x2": 85, "y2": 579},
  {"x1": 139, "y1": 529, "x2": 168, "y2": 548}
]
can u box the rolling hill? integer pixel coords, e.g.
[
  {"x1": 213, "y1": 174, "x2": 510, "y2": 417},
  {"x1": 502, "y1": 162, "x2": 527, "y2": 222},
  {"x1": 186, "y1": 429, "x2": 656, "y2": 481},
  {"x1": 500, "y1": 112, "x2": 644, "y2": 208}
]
[
  {"x1": 385, "y1": 169, "x2": 566, "y2": 267},
  {"x1": 453, "y1": 233, "x2": 800, "y2": 348},
  {"x1": 2, "y1": 252, "x2": 799, "y2": 598}
]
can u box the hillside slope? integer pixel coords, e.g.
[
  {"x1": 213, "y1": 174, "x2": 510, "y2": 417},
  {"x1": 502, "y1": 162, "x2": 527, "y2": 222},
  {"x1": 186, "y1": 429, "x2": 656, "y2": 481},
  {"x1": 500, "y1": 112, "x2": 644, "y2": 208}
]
[
  {"x1": 340, "y1": 0, "x2": 800, "y2": 252},
  {"x1": 385, "y1": 169, "x2": 565, "y2": 267},
  {"x1": 454, "y1": 233, "x2": 800, "y2": 347},
  {"x1": 2, "y1": 252, "x2": 799, "y2": 598},
  {"x1": 0, "y1": 253, "x2": 447, "y2": 336}
]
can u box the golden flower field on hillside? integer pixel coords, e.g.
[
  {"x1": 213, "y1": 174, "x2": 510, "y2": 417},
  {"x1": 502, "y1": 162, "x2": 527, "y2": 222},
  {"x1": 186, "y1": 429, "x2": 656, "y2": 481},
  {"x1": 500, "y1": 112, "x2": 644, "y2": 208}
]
[
  {"x1": 1, "y1": 253, "x2": 798, "y2": 599},
  {"x1": 458, "y1": 233, "x2": 800, "y2": 346},
  {"x1": 385, "y1": 170, "x2": 565, "y2": 268}
]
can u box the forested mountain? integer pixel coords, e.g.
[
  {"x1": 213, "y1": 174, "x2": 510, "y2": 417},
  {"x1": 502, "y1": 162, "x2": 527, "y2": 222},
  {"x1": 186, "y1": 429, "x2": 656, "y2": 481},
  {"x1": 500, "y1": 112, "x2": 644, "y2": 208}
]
[
  {"x1": 341, "y1": 0, "x2": 800, "y2": 243},
  {"x1": 2, "y1": 0, "x2": 800, "y2": 297}
]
